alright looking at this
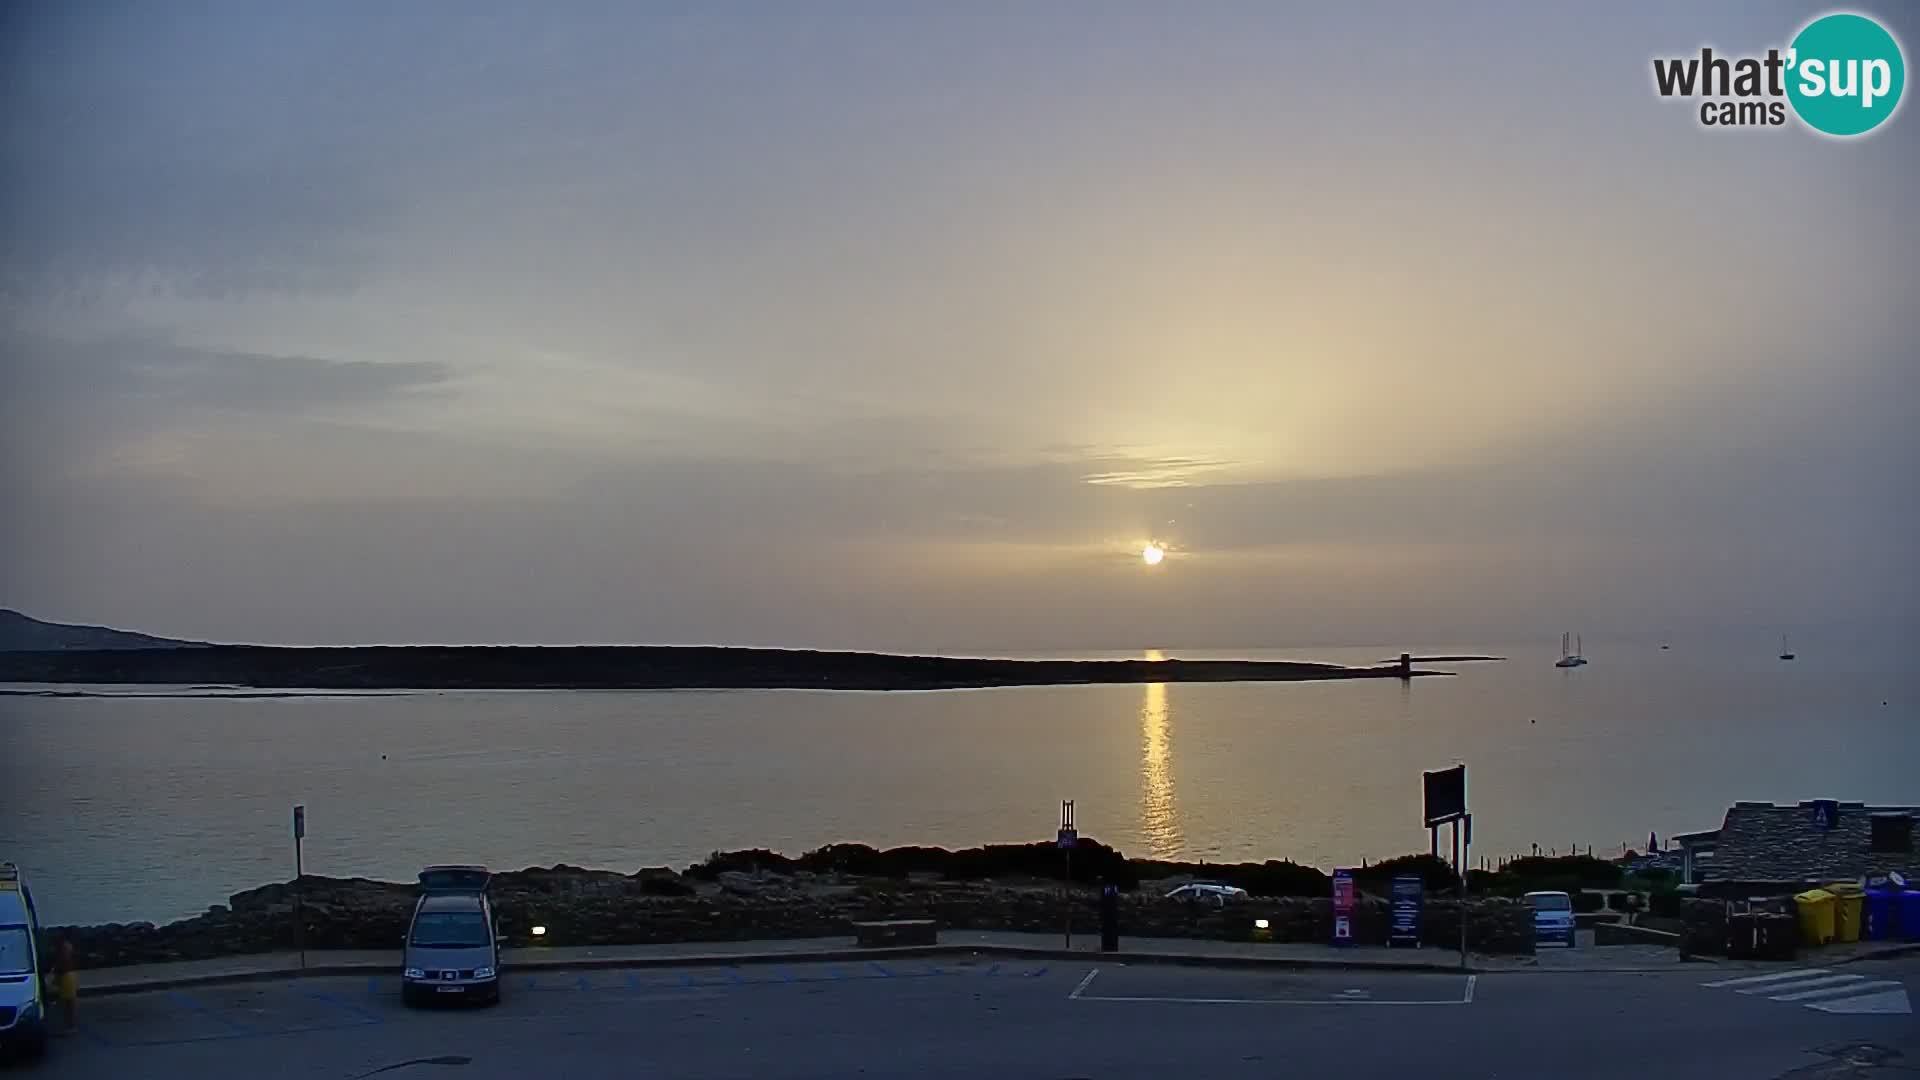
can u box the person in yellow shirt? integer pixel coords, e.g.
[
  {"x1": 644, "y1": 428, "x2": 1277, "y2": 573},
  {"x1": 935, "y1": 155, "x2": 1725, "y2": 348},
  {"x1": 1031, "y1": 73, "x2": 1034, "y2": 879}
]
[{"x1": 50, "y1": 937, "x2": 76, "y2": 1033}]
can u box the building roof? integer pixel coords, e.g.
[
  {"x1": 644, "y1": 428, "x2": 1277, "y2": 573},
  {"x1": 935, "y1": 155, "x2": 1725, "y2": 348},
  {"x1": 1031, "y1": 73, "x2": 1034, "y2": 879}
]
[{"x1": 1702, "y1": 800, "x2": 1918, "y2": 883}]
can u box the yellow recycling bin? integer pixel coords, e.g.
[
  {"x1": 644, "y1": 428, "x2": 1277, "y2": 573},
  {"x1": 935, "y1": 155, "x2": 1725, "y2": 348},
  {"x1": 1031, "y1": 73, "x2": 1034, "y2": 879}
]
[
  {"x1": 1795, "y1": 888, "x2": 1836, "y2": 946},
  {"x1": 1825, "y1": 883, "x2": 1864, "y2": 943}
]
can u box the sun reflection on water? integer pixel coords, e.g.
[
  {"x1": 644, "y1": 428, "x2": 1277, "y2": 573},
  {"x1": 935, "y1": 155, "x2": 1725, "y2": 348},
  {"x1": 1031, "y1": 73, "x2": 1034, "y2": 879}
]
[{"x1": 1138, "y1": 649, "x2": 1183, "y2": 858}]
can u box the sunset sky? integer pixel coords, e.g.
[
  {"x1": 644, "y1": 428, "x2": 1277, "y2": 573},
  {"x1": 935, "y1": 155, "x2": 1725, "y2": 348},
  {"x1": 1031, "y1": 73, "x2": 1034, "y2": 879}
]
[{"x1": 3, "y1": 2, "x2": 1915, "y2": 650}]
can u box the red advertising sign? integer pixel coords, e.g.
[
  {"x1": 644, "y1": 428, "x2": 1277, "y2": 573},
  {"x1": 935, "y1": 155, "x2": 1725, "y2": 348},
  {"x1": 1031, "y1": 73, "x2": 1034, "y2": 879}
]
[{"x1": 1332, "y1": 868, "x2": 1356, "y2": 946}]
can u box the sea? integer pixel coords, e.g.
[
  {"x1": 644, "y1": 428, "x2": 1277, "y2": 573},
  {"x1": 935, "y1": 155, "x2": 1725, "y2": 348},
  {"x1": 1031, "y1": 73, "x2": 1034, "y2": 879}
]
[{"x1": 2, "y1": 635, "x2": 1914, "y2": 926}]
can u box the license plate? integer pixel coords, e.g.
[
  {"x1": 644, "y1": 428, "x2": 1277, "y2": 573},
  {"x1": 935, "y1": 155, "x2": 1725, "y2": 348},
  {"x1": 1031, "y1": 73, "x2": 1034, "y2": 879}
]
[{"x1": 435, "y1": 986, "x2": 465, "y2": 994}]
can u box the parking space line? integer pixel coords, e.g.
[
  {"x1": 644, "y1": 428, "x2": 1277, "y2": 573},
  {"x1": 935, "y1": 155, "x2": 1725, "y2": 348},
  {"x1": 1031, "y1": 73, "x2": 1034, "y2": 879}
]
[
  {"x1": 1025, "y1": 966, "x2": 1048, "y2": 978},
  {"x1": 1069, "y1": 972, "x2": 1475, "y2": 1007},
  {"x1": 868, "y1": 962, "x2": 893, "y2": 977},
  {"x1": 166, "y1": 990, "x2": 257, "y2": 1035},
  {"x1": 1069, "y1": 969, "x2": 1100, "y2": 999},
  {"x1": 984, "y1": 963, "x2": 1001, "y2": 977}
]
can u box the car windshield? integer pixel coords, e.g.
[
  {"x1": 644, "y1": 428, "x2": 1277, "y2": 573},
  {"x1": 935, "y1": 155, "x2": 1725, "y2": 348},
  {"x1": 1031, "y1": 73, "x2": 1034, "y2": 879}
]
[
  {"x1": 1529, "y1": 895, "x2": 1573, "y2": 911},
  {"x1": 410, "y1": 911, "x2": 489, "y2": 948},
  {"x1": 0, "y1": 925, "x2": 33, "y2": 976}
]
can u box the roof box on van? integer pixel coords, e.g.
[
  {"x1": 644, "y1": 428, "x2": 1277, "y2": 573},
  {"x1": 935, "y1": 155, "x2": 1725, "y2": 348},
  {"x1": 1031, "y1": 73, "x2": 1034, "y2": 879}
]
[{"x1": 418, "y1": 865, "x2": 491, "y2": 894}]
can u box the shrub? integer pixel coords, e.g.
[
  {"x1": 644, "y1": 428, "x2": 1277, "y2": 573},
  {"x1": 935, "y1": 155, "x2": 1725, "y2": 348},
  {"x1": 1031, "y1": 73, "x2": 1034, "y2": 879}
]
[
  {"x1": 684, "y1": 849, "x2": 798, "y2": 879},
  {"x1": 1498, "y1": 855, "x2": 1623, "y2": 888},
  {"x1": 1215, "y1": 860, "x2": 1331, "y2": 898},
  {"x1": 638, "y1": 875, "x2": 695, "y2": 897},
  {"x1": 1355, "y1": 854, "x2": 1458, "y2": 896},
  {"x1": 1572, "y1": 891, "x2": 1605, "y2": 913}
]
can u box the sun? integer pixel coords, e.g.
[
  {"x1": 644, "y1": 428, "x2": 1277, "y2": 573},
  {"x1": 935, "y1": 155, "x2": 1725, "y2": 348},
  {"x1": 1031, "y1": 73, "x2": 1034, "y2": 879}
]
[{"x1": 1141, "y1": 542, "x2": 1165, "y2": 566}]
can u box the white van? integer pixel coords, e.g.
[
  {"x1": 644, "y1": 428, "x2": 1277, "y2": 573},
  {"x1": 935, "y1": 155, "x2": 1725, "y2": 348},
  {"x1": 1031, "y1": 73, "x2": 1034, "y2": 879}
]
[{"x1": 0, "y1": 863, "x2": 48, "y2": 1059}]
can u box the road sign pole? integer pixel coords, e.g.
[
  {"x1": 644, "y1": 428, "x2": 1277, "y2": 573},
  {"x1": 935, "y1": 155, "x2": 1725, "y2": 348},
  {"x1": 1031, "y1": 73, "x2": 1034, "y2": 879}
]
[
  {"x1": 292, "y1": 805, "x2": 306, "y2": 972},
  {"x1": 1060, "y1": 800, "x2": 1075, "y2": 949}
]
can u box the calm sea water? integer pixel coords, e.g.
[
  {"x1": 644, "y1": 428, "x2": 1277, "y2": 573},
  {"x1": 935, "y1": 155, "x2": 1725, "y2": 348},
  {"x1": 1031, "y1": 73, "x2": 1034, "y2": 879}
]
[{"x1": 3, "y1": 636, "x2": 1914, "y2": 925}]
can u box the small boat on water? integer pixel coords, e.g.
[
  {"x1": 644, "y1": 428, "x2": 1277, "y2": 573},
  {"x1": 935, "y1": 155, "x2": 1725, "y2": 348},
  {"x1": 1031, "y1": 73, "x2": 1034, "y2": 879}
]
[
  {"x1": 1778, "y1": 634, "x2": 1795, "y2": 661},
  {"x1": 1555, "y1": 632, "x2": 1587, "y2": 668}
]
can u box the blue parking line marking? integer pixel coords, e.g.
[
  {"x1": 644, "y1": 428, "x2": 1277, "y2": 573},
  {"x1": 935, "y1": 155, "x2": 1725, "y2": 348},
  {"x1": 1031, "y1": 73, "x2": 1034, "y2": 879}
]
[
  {"x1": 984, "y1": 963, "x2": 1001, "y2": 977},
  {"x1": 679, "y1": 972, "x2": 697, "y2": 988},
  {"x1": 625, "y1": 972, "x2": 645, "y2": 990},
  {"x1": 166, "y1": 990, "x2": 256, "y2": 1035},
  {"x1": 301, "y1": 988, "x2": 385, "y2": 1026},
  {"x1": 727, "y1": 968, "x2": 747, "y2": 985},
  {"x1": 523, "y1": 975, "x2": 539, "y2": 990},
  {"x1": 773, "y1": 967, "x2": 795, "y2": 983},
  {"x1": 1024, "y1": 966, "x2": 1048, "y2": 978},
  {"x1": 366, "y1": 976, "x2": 382, "y2": 997},
  {"x1": 827, "y1": 966, "x2": 847, "y2": 980},
  {"x1": 577, "y1": 975, "x2": 594, "y2": 991},
  {"x1": 868, "y1": 962, "x2": 893, "y2": 977}
]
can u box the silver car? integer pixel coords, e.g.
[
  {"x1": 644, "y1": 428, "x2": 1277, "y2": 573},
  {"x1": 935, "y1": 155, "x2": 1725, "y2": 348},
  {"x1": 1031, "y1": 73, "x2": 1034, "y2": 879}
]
[
  {"x1": 1165, "y1": 883, "x2": 1250, "y2": 907},
  {"x1": 401, "y1": 865, "x2": 502, "y2": 1007}
]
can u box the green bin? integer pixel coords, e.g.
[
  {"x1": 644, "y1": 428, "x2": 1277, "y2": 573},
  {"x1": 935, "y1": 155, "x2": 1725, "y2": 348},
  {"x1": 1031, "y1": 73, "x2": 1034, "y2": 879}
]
[
  {"x1": 1825, "y1": 882, "x2": 1864, "y2": 943},
  {"x1": 1795, "y1": 889, "x2": 1836, "y2": 946}
]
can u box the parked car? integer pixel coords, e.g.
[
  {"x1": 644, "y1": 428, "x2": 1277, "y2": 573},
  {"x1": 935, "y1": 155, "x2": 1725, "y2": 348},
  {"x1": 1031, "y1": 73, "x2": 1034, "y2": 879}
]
[
  {"x1": 1165, "y1": 883, "x2": 1249, "y2": 907},
  {"x1": 402, "y1": 865, "x2": 502, "y2": 1006},
  {"x1": 1525, "y1": 890, "x2": 1577, "y2": 947},
  {"x1": 0, "y1": 863, "x2": 48, "y2": 1060}
]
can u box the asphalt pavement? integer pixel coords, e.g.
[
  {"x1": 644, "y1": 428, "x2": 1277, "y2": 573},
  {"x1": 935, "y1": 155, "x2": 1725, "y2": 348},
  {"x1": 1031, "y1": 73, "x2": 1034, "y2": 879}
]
[{"x1": 12, "y1": 955, "x2": 1917, "y2": 1079}]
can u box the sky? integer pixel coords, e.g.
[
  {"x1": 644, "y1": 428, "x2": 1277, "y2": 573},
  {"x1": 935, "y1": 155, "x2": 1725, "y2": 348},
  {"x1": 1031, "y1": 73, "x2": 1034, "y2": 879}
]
[{"x1": 2, "y1": 2, "x2": 1915, "y2": 652}]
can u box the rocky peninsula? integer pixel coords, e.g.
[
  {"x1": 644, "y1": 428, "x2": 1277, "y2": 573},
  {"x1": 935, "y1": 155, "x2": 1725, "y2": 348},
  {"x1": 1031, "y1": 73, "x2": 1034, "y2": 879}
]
[
  {"x1": 44, "y1": 841, "x2": 1543, "y2": 969},
  {"x1": 0, "y1": 644, "x2": 1439, "y2": 691}
]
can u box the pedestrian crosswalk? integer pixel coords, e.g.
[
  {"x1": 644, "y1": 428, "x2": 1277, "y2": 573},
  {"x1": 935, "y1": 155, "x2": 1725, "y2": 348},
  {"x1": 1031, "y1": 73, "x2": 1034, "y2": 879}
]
[{"x1": 1701, "y1": 967, "x2": 1912, "y2": 1015}]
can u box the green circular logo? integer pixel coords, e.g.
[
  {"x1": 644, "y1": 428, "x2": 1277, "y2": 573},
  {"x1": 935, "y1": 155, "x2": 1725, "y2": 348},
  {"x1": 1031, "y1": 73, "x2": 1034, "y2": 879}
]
[{"x1": 1786, "y1": 13, "x2": 1905, "y2": 136}]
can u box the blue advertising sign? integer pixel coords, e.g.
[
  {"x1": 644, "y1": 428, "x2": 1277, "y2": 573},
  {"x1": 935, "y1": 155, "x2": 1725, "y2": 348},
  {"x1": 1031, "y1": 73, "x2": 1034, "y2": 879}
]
[{"x1": 1389, "y1": 874, "x2": 1422, "y2": 948}]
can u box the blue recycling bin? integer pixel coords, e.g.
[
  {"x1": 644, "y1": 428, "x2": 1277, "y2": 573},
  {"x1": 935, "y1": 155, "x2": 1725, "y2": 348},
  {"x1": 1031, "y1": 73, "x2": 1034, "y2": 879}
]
[
  {"x1": 1863, "y1": 889, "x2": 1897, "y2": 941},
  {"x1": 1900, "y1": 891, "x2": 1920, "y2": 943}
]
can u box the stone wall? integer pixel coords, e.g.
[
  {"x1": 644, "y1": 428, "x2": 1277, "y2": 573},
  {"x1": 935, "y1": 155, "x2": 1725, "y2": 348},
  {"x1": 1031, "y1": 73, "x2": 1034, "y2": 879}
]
[
  {"x1": 1678, "y1": 897, "x2": 1728, "y2": 957},
  {"x1": 42, "y1": 867, "x2": 1535, "y2": 969}
]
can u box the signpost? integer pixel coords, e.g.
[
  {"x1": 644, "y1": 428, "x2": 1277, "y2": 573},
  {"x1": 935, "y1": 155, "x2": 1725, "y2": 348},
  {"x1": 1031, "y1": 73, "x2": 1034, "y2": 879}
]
[
  {"x1": 1331, "y1": 868, "x2": 1356, "y2": 946},
  {"x1": 291, "y1": 805, "x2": 306, "y2": 971},
  {"x1": 1389, "y1": 874, "x2": 1423, "y2": 947},
  {"x1": 1421, "y1": 765, "x2": 1471, "y2": 968},
  {"x1": 1059, "y1": 800, "x2": 1076, "y2": 949}
]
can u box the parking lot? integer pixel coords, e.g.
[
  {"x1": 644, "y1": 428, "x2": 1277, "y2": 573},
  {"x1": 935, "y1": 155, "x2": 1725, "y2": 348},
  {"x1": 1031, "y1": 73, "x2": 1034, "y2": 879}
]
[{"x1": 16, "y1": 955, "x2": 1916, "y2": 1079}]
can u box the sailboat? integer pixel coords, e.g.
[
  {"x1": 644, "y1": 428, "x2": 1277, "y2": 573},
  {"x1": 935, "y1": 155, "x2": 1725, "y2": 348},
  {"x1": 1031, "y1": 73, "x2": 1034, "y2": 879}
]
[
  {"x1": 1555, "y1": 632, "x2": 1588, "y2": 668},
  {"x1": 1778, "y1": 634, "x2": 1795, "y2": 661}
]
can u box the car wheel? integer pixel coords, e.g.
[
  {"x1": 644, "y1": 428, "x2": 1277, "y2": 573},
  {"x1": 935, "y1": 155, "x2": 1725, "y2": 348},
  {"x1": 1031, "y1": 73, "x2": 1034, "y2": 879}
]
[{"x1": 402, "y1": 985, "x2": 422, "y2": 1008}]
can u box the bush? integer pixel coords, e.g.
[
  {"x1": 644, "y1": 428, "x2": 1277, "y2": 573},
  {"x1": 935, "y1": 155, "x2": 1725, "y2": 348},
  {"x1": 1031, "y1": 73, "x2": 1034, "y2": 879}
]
[
  {"x1": 684, "y1": 849, "x2": 798, "y2": 880},
  {"x1": 1572, "y1": 891, "x2": 1605, "y2": 913},
  {"x1": 1355, "y1": 854, "x2": 1458, "y2": 896},
  {"x1": 1214, "y1": 860, "x2": 1331, "y2": 898},
  {"x1": 1498, "y1": 855, "x2": 1623, "y2": 888},
  {"x1": 638, "y1": 875, "x2": 695, "y2": 897}
]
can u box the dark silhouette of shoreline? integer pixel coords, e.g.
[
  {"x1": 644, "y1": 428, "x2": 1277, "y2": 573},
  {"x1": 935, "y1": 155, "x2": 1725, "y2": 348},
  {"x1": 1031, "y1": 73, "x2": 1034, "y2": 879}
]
[{"x1": 0, "y1": 644, "x2": 1442, "y2": 691}]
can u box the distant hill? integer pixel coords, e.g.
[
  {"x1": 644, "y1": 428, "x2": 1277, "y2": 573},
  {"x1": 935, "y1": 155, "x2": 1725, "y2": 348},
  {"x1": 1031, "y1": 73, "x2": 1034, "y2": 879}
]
[{"x1": 0, "y1": 609, "x2": 204, "y2": 651}]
